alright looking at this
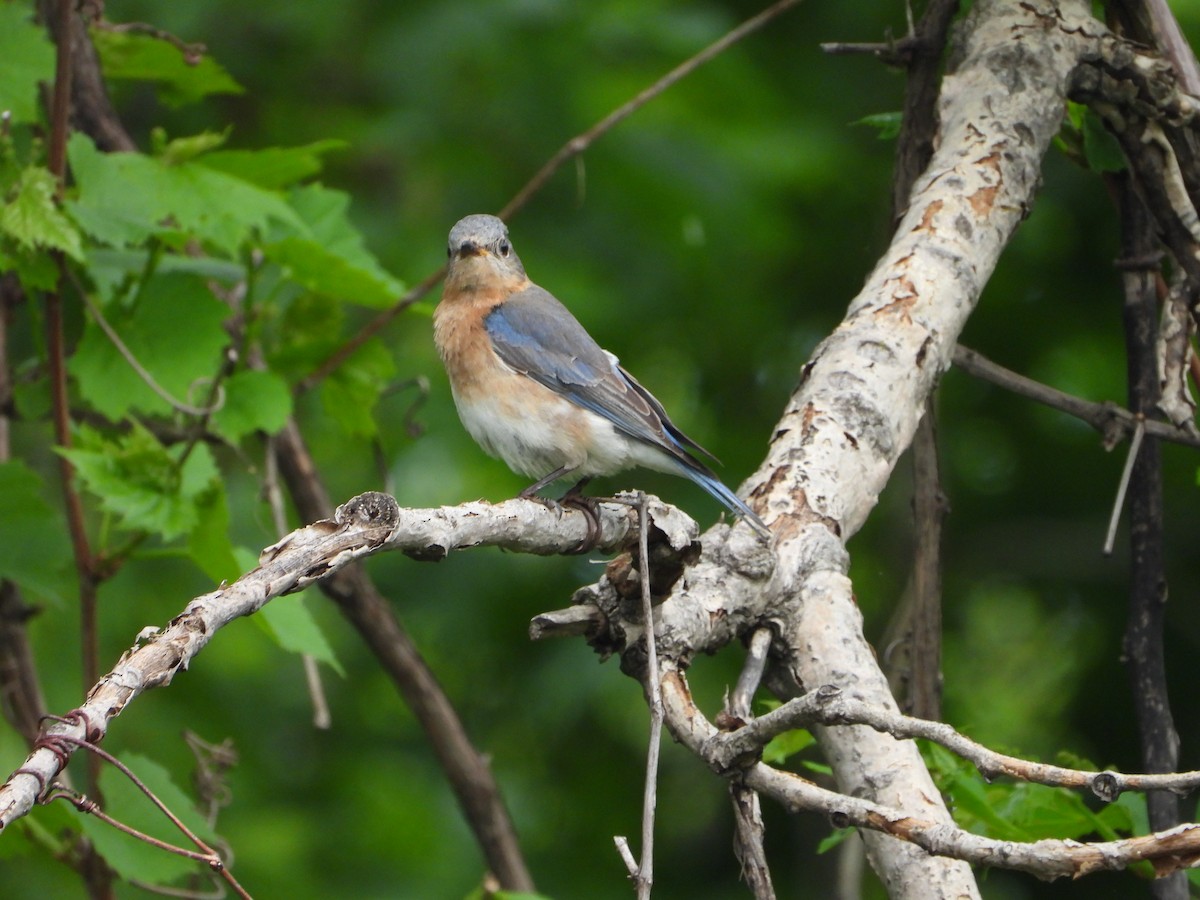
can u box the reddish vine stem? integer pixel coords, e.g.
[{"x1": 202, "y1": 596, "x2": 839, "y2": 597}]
[
  {"x1": 45, "y1": 0, "x2": 101, "y2": 740},
  {"x1": 44, "y1": 6, "x2": 109, "y2": 895}
]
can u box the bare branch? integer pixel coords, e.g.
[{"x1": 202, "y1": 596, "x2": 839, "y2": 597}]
[
  {"x1": 952, "y1": 344, "x2": 1200, "y2": 449},
  {"x1": 662, "y1": 670, "x2": 1200, "y2": 880}
]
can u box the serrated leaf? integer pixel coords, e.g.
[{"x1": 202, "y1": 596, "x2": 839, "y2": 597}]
[
  {"x1": 198, "y1": 140, "x2": 348, "y2": 190},
  {"x1": 0, "y1": 4, "x2": 55, "y2": 125},
  {"x1": 263, "y1": 184, "x2": 403, "y2": 308},
  {"x1": 211, "y1": 368, "x2": 293, "y2": 443},
  {"x1": 320, "y1": 338, "x2": 395, "y2": 437},
  {"x1": 60, "y1": 424, "x2": 220, "y2": 540},
  {"x1": 70, "y1": 271, "x2": 230, "y2": 420},
  {"x1": 91, "y1": 27, "x2": 243, "y2": 108},
  {"x1": 67, "y1": 133, "x2": 303, "y2": 255},
  {"x1": 79, "y1": 753, "x2": 218, "y2": 885},
  {"x1": 0, "y1": 461, "x2": 75, "y2": 602},
  {"x1": 257, "y1": 593, "x2": 344, "y2": 675},
  {"x1": 0, "y1": 167, "x2": 83, "y2": 260}
]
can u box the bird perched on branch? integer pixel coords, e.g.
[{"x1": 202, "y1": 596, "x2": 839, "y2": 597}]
[{"x1": 433, "y1": 214, "x2": 769, "y2": 540}]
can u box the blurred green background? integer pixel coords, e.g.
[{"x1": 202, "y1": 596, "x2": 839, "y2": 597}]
[{"x1": 5, "y1": 1, "x2": 1200, "y2": 897}]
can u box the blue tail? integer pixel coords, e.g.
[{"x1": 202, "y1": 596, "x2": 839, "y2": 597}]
[{"x1": 683, "y1": 467, "x2": 770, "y2": 538}]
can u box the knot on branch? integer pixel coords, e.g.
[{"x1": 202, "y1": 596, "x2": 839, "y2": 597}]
[
  {"x1": 1090, "y1": 770, "x2": 1122, "y2": 802},
  {"x1": 335, "y1": 491, "x2": 401, "y2": 529}
]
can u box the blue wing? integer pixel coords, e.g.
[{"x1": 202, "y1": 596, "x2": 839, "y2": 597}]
[
  {"x1": 485, "y1": 286, "x2": 714, "y2": 461},
  {"x1": 485, "y1": 287, "x2": 769, "y2": 536}
]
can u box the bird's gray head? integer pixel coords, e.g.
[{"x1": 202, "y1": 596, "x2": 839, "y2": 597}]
[{"x1": 446, "y1": 214, "x2": 525, "y2": 277}]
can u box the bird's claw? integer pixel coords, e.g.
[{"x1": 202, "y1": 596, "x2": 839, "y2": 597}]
[{"x1": 559, "y1": 493, "x2": 602, "y2": 554}]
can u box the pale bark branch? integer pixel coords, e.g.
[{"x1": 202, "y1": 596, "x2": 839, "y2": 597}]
[
  {"x1": 0, "y1": 493, "x2": 651, "y2": 833},
  {"x1": 661, "y1": 669, "x2": 1200, "y2": 881}
]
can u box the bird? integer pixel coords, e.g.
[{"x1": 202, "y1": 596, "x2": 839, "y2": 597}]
[{"x1": 433, "y1": 213, "x2": 770, "y2": 540}]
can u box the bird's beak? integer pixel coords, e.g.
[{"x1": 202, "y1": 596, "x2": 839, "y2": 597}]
[{"x1": 455, "y1": 240, "x2": 487, "y2": 259}]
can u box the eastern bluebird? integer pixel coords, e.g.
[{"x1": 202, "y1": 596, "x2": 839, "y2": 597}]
[{"x1": 433, "y1": 214, "x2": 769, "y2": 539}]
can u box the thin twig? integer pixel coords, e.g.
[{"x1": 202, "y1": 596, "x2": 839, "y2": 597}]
[
  {"x1": 44, "y1": 734, "x2": 252, "y2": 899},
  {"x1": 497, "y1": 0, "x2": 804, "y2": 223},
  {"x1": 299, "y1": 0, "x2": 804, "y2": 392},
  {"x1": 93, "y1": 20, "x2": 208, "y2": 65},
  {"x1": 1103, "y1": 418, "x2": 1145, "y2": 556},
  {"x1": 636, "y1": 493, "x2": 661, "y2": 899},
  {"x1": 953, "y1": 344, "x2": 1200, "y2": 449},
  {"x1": 709, "y1": 684, "x2": 1200, "y2": 798},
  {"x1": 614, "y1": 835, "x2": 639, "y2": 879},
  {"x1": 730, "y1": 628, "x2": 773, "y2": 720},
  {"x1": 724, "y1": 627, "x2": 776, "y2": 899},
  {"x1": 264, "y1": 438, "x2": 331, "y2": 731},
  {"x1": 270, "y1": 419, "x2": 539, "y2": 892}
]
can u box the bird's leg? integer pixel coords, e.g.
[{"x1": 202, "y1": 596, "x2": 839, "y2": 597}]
[
  {"x1": 517, "y1": 469, "x2": 600, "y2": 553},
  {"x1": 558, "y1": 477, "x2": 601, "y2": 554},
  {"x1": 519, "y1": 465, "x2": 577, "y2": 500}
]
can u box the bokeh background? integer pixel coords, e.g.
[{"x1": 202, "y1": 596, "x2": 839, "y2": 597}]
[{"x1": 6, "y1": 1, "x2": 1200, "y2": 897}]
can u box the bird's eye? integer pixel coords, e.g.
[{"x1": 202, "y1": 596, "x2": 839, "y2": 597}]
[{"x1": 498, "y1": 241, "x2": 511, "y2": 257}]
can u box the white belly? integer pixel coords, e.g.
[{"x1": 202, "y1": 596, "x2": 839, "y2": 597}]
[{"x1": 453, "y1": 379, "x2": 675, "y2": 482}]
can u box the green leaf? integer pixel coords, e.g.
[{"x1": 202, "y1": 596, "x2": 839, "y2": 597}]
[
  {"x1": 762, "y1": 728, "x2": 815, "y2": 765},
  {"x1": 0, "y1": 461, "x2": 75, "y2": 602},
  {"x1": 0, "y1": 4, "x2": 55, "y2": 125},
  {"x1": 91, "y1": 27, "x2": 243, "y2": 108},
  {"x1": 0, "y1": 244, "x2": 60, "y2": 292},
  {"x1": 188, "y1": 486, "x2": 241, "y2": 584},
  {"x1": 198, "y1": 140, "x2": 348, "y2": 190},
  {"x1": 263, "y1": 184, "x2": 403, "y2": 308},
  {"x1": 1081, "y1": 108, "x2": 1125, "y2": 173},
  {"x1": 60, "y1": 424, "x2": 220, "y2": 540},
  {"x1": 79, "y1": 753, "x2": 218, "y2": 886},
  {"x1": 852, "y1": 111, "x2": 902, "y2": 140},
  {"x1": 211, "y1": 369, "x2": 293, "y2": 443},
  {"x1": 70, "y1": 271, "x2": 230, "y2": 420},
  {"x1": 816, "y1": 827, "x2": 854, "y2": 854},
  {"x1": 0, "y1": 167, "x2": 84, "y2": 260},
  {"x1": 67, "y1": 133, "x2": 303, "y2": 256},
  {"x1": 319, "y1": 338, "x2": 395, "y2": 437},
  {"x1": 257, "y1": 592, "x2": 344, "y2": 675},
  {"x1": 152, "y1": 127, "x2": 231, "y2": 166}
]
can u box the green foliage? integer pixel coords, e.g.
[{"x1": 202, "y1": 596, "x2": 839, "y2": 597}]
[
  {"x1": 70, "y1": 272, "x2": 231, "y2": 420},
  {"x1": 91, "y1": 26, "x2": 243, "y2": 107},
  {"x1": 256, "y1": 592, "x2": 345, "y2": 675},
  {"x1": 0, "y1": 461, "x2": 75, "y2": 601},
  {"x1": 78, "y1": 753, "x2": 219, "y2": 886},
  {"x1": 762, "y1": 725, "x2": 815, "y2": 764},
  {"x1": 0, "y1": 3, "x2": 55, "y2": 124},
  {"x1": 67, "y1": 132, "x2": 303, "y2": 255},
  {"x1": 59, "y1": 424, "x2": 220, "y2": 540},
  {"x1": 927, "y1": 743, "x2": 1133, "y2": 843},
  {"x1": 0, "y1": 167, "x2": 84, "y2": 260},
  {"x1": 853, "y1": 111, "x2": 903, "y2": 140},
  {"x1": 1056, "y1": 101, "x2": 1126, "y2": 173}
]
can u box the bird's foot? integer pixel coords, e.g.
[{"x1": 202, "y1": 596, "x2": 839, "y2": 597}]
[{"x1": 559, "y1": 491, "x2": 602, "y2": 554}]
